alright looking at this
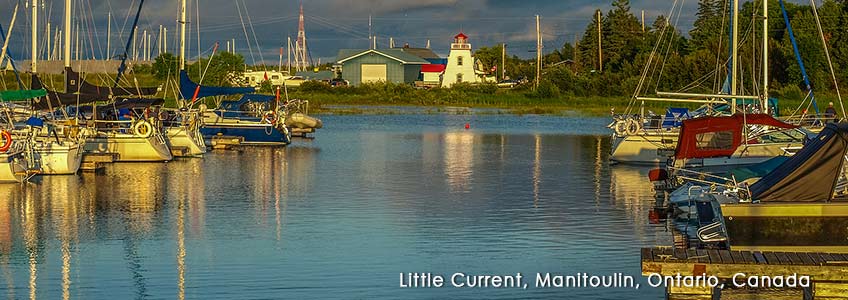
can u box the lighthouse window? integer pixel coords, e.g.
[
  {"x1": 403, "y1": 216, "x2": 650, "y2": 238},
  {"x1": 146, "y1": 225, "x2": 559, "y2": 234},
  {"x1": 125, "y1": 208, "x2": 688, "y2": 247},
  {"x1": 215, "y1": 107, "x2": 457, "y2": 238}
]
[
  {"x1": 457, "y1": 56, "x2": 464, "y2": 66},
  {"x1": 457, "y1": 74, "x2": 463, "y2": 83}
]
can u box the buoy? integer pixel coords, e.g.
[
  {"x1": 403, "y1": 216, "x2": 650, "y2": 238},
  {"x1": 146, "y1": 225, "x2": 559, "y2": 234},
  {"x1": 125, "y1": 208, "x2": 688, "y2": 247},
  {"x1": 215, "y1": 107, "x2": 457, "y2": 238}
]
[
  {"x1": 0, "y1": 130, "x2": 12, "y2": 153},
  {"x1": 465, "y1": 123, "x2": 470, "y2": 130}
]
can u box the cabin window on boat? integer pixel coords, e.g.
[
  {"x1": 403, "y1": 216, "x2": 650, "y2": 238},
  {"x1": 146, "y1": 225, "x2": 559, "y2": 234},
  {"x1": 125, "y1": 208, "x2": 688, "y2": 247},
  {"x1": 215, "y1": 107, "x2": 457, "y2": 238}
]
[
  {"x1": 458, "y1": 56, "x2": 464, "y2": 66},
  {"x1": 696, "y1": 131, "x2": 734, "y2": 150}
]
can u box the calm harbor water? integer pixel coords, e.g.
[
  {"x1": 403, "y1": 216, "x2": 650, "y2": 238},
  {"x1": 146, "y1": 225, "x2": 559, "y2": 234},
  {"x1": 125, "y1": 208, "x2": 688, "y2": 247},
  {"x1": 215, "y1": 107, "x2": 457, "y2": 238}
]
[{"x1": 1, "y1": 114, "x2": 673, "y2": 299}]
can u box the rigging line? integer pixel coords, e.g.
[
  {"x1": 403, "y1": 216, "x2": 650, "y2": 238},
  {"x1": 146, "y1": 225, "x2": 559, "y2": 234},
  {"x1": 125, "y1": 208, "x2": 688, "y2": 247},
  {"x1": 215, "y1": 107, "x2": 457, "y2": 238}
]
[
  {"x1": 310, "y1": 15, "x2": 370, "y2": 37},
  {"x1": 713, "y1": 0, "x2": 729, "y2": 92},
  {"x1": 243, "y1": 0, "x2": 266, "y2": 69},
  {"x1": 628, "y1": 0, "x2": 679, "y2": 114},
  {"x1": 308, "y1": 17, "x2": 369, "y2": 39},
  {"x1": 196, "y1": 0, "x2": 201, "y2": 77},
  {"x1": 810, "y1": 0, "x2": 845, "y2": 119},
  {"x1": 235, "y1": 0, "x2": 256, "y2": 66},
  {"x1": 654, "y1": 0, "x2": 687, "y2": 94},
  {"x1": 84, "y1": 0, "x2": 102, "y2": 60}
]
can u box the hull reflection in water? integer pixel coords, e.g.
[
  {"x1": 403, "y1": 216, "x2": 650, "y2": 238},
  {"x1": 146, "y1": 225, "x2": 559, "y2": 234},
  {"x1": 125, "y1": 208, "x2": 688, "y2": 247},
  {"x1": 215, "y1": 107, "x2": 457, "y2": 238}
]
[{"x1": 0, "y1": 115, "x2": 679, "y2": 299}]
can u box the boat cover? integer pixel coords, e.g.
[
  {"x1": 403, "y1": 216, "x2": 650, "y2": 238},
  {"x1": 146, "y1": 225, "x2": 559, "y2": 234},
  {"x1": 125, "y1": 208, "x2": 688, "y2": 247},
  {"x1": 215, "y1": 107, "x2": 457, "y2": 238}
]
[
  {"x1": 29, "y1": 74, "x2": 101, "y2": 110},
  {"x1": 219, "y1": 94, "x2": 277, "y2": 111},
  {"x1": 180, "y1": 70, "x2": 254, "y2": 100},
  {"x1": 662, "y1": 108, "x2": 690, "y2": 128},
  {"x1": 749, "y1": 122, "x2": 848, "y2": 202},
  {"x1": 66, "y1": 67, "x2": 159, "y2": 97},
  {"x1": 674, "y1": 114, "x2": 797, "y2": 159},
  {"x1": 0, "y1": 89, "x2": 47, "y2": 101}
]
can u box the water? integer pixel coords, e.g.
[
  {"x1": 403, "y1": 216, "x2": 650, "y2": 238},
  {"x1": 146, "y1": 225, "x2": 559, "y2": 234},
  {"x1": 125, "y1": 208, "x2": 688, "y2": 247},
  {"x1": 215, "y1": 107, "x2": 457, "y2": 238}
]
[{"x1": 0, "y1": 114, "x2": 674, "y2": 299}]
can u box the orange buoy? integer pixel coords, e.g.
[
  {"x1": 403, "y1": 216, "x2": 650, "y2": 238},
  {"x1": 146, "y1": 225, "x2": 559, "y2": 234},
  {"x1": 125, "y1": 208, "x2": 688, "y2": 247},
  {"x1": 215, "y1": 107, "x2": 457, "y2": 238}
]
[{"x1": 465, "y1": 123, "x2": 470, "y2": 130}]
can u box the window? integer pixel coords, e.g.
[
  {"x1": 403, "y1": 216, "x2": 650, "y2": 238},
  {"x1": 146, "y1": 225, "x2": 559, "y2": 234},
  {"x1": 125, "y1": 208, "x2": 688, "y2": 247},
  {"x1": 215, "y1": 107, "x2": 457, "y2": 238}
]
[
  {"x1": 271, "y1": 75, "x2": 280, "y2": 80},
  {"x1": 457, "y1": 56, "x2": 464, "y2": 66},
  {"x1": 695, "y1": 131, "x2": 735, "y2": 150},
  {"x1": 457, "y1": 73, "x2": 463, "y2": 83}
]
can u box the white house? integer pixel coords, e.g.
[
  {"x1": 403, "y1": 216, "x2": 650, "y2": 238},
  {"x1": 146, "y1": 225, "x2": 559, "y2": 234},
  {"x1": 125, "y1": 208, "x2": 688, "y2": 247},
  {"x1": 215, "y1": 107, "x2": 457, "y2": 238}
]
[{"x1": 441, "y1": 32, "x2": 481, "y2": 87}]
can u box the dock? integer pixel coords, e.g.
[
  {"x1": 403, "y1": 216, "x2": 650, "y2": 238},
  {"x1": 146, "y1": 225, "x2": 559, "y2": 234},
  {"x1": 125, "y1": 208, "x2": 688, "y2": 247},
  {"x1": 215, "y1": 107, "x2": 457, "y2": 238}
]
[
  {"x1": 210, "y1": 136, "x2": 244, "y2": 150},
  {"x1": 81, "y1": 153, "x2": 118, "y2": 172},
  {"x1": 291, "y1": 128, "x2": 315, "y2": 138},
  {"x1": 641, "y1": 247, "x2": 848, "y2": 299}
]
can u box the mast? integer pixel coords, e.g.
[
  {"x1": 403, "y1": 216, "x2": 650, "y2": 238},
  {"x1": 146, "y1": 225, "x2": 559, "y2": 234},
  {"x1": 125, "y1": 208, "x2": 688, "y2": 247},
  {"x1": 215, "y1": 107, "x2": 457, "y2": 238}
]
[
  {"x1": 64, "y1": 0, "x2": 71, "y2": 89},
  {"x1": 107, "y1": 12, "x2": 111, "y2": 60},
  {"x1": 31, "y1": 0, "x2": 37, "y2": 73},
  {"x1": 731, "y1": 0, "x2": 739, "y2": 114},
  {"x1": 179, "y1": 0, "x2": 186, "y2": 70},
  {"x1": 762, "y1": 0, "x2": 769, "y2": 114}
]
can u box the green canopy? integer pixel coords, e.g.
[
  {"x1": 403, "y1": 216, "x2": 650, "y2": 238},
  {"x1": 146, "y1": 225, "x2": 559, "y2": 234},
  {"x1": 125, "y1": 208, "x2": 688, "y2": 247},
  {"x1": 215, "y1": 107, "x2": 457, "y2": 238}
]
[{"x1": 0, "y1": 89, "x2": 47, "y2": 102}]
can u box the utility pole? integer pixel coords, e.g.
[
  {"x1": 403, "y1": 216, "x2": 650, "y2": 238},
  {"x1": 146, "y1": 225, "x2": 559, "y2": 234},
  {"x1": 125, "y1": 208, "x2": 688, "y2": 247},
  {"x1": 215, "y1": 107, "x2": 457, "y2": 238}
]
[
  {"x1": 501, "y1": 43, "x2": 506, "y2": 81},
  {"x1": 106, "y1": 12, "x2": 111, "y2": 60},
  {"x1": 163, "y1": 27, "x2": 167, "y2": 54},
  {"x1": 279, "y1": 47, "x2": 283, "y2": 73},
  {"x1": 731, "y1": 0, "x2": 739, "y2": 114},
  {"x1": 426, "y1": 39, "x2": 430, "y2": 49},
  {"x1": 535, "y1": 15, "x2": 542, "y2": 89},
  {"x1": 143, "y1": 29, "x2": 147, "y2": 61},
  {"x1": 368, "y1": 15, "x2": 372, "y2": 49},
  {"x1": 597, "y1": 10, "x2": 603, "y2": 73}
]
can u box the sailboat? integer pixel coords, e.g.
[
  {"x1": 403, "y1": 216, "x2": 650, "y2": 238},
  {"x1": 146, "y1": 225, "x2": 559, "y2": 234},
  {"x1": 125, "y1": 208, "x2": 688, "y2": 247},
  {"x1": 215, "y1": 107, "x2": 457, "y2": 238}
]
[
  {"x1": 175, "y1": 0, "x2": 290, "y2": 146},
  {"x1": 62, "y1": 0, "x2": 173, "y2": 162},
  {"x1": 611, "y1": 0, "x2": 778, "y2": 165}
]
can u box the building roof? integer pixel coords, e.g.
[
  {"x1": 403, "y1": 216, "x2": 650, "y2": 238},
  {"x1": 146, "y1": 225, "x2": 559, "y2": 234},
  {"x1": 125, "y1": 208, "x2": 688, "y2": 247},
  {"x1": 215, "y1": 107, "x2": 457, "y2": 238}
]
[
  {"x1": 394, "y1": 47, "x2": 441, "y2": 60},
  {"x1": 454, "y1": 32, "x2": 468, "y2": 40},
  {"x1": 421, "y1": 64, "x2": 446, "y2": 73},
  {"x1": 336, "y1": 49, "x2": 430, "y2": 65}
]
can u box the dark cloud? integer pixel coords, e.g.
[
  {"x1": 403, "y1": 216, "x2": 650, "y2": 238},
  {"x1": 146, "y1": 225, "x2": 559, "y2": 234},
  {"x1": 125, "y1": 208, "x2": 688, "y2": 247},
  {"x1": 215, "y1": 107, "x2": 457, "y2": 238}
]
[{"x1": 0, "y1": 0, "x2": 808, "y2": 63}]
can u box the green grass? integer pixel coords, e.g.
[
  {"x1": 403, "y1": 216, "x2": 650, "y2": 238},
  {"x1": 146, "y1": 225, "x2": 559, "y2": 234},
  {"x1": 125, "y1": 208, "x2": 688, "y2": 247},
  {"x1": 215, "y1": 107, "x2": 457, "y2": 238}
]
[{"x1": 3, "y1": 71, "x2": 844, "y2": 117}]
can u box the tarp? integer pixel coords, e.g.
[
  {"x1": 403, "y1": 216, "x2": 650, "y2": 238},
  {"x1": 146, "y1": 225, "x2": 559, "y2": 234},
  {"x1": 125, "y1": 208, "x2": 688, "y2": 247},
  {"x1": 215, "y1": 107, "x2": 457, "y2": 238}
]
[
  {"x1": 180, "y1": 70, "x2": 254, "y2": 100},
  {"x1": 749, "y1": 122, "x2": 848, "y2": 202},
  {"x1": 66, "y1": 67, "x2": 159, "y2": 97},
  {"x1": 219, "y1": 94, "x2": 276, "y2": 111},
  {"x1": 674, "y1": 114, "x2": 798, "y2": 159},
  {"x1": 30, "y1": 74, "x2": 101, "y2": 110},
  {"x1": 662, "y1": 108, "x2": 690, "y2": 128},
  {"x1": 0, "y1": 89, "x2": 47, "y2": 101}
]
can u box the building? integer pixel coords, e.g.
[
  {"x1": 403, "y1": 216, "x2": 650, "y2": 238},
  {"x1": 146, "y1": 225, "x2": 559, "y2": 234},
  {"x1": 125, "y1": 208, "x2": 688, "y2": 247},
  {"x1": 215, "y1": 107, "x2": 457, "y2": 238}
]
[
  {"x1": 441, "y1": 32, "x2": 481, "y2": 87},
  {"x1": 336, "y1": 49, "x2": 429, "y2": 86},
  {"x1": 419, "y1": 64, "x2": 446, "y2": 87}
]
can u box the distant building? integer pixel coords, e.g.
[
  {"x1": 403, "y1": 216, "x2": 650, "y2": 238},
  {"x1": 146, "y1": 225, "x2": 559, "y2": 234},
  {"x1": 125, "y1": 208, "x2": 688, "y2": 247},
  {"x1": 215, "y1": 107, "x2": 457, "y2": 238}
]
[
  {"x1": 420, "y1": 64, "x2": 446, "y2": 87},
  {"x1": 442, "y1": 32, "x2": 481, "y2": 87},
  {"x1": 336, "y1": 49, "x2": 429, "y2": 86}
]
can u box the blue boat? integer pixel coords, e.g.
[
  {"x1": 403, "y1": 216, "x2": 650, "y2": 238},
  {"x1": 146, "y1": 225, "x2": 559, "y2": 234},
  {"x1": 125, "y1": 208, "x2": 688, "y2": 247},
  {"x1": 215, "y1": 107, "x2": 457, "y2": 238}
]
[{"x1": 181, "y1": 71, "x2": 291, "y2": 146}]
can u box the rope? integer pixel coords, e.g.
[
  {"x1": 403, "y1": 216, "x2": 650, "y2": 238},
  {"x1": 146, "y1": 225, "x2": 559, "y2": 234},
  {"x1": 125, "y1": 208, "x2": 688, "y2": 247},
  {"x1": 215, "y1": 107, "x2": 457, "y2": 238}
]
[{"x1": 810, "y1": 0, "x2": 845, "y2": 119}]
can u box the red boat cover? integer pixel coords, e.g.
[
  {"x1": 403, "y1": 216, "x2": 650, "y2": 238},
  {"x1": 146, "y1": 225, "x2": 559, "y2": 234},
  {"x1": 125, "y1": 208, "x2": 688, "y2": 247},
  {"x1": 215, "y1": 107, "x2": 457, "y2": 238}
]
[{"x1": 674, "y1": 114, "x2": 798, "y2": 159}]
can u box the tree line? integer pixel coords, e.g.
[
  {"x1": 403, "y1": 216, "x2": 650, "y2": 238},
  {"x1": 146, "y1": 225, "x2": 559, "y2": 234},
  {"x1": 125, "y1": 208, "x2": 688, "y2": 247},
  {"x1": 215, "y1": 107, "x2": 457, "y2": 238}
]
[{"x1": 474, "y1": 0, "x2": 848, "y2": 100}]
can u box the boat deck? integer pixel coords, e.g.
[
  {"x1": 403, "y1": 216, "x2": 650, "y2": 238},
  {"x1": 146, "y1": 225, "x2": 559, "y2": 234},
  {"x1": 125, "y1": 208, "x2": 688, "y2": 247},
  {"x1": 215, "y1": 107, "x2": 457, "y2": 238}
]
[{"x1": 641, "y1": 247, "x2": 848, "y2": 299}]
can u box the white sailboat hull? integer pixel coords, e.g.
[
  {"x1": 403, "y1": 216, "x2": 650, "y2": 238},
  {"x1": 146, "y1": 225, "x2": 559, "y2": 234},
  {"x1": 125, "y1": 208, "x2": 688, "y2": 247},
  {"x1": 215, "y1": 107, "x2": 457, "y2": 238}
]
[
  {"x1": 0, "y1": 151, "x2": 27, "y2": 183},
  {"x1": 610, "y1": 131, "x2": 679, "y2": 165},
  {"x1": 166, "y1": 126, "x2": 207, "y2": 157},
  {"x1": 85, "y1": 133, "x2": 173, "y2": 162},
  {"x1": 31, "y1": 141, "x2": 84, "y2": 175}
]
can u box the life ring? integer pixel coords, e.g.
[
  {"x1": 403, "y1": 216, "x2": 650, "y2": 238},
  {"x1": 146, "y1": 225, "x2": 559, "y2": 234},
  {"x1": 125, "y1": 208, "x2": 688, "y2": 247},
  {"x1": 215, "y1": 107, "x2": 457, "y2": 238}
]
[
  {"x1": 614, "y1": 120, "x2": 628, "y2": 136},
  {"x1": 263, "y1": 112, "x2": 277, "y2": 125},
  {"x1": 133, "y1": 120, "x2": 154, "y2": 138},
  {"x1": 0, "y1": 130, "x2": 12, "y2": 153},
  {"x1": 625, "y1": 119, "x2": 642, "y2": 135}
]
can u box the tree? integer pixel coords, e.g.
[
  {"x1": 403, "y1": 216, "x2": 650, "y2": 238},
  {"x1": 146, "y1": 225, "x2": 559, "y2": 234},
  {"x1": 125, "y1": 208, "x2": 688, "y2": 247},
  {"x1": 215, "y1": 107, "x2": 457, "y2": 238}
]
[
  {"x1": 185, "y1": 52, "x2": 246, "y2": 87},
  {"x1": 151, "y1": 53, "x2": 179, "y2": 80}
]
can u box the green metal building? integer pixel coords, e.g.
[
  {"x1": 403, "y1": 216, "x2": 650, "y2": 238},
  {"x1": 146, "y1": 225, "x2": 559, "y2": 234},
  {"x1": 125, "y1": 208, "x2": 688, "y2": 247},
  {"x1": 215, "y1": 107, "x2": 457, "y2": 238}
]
[{"x1": 336, "y1": 49, "x2": 429, "y2": 86}]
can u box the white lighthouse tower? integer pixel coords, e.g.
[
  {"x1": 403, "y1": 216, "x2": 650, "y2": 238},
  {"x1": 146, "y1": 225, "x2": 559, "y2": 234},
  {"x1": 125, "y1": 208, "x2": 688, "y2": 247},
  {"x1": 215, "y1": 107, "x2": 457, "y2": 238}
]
[{"x1": 441, "y1": 32, "x2": 480, "y2": 87}]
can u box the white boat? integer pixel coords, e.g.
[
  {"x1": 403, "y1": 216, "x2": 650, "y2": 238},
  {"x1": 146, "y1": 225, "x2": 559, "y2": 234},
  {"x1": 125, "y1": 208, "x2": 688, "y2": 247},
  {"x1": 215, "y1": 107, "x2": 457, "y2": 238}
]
[
  {"x1": 84, "y1": 119, "x2": 173, "y2": 162},
  {"x1": 0, "y1": 149, "x2": 28, "y2": 183},
  {"x1": 163, "y1": 110, "x2": 207, "y2": 157},
  {"x1": 29, "y1": 138, "x2": 84, "y2": 175}
]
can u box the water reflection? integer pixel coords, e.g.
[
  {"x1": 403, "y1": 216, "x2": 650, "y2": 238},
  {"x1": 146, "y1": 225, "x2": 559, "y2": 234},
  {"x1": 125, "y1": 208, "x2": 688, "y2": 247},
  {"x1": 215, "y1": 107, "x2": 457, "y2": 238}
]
[{"x1": 0, "y1": 116, "x2": 677, "y2": 299}]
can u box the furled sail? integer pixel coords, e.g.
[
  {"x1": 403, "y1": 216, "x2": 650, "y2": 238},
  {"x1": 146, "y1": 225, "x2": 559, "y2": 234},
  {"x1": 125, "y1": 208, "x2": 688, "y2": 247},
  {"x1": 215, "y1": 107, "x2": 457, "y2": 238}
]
[
  {"x1": 29, "y1": 73, "x2": 100, "y2": 110},
  {"x1": 66, "y1": 67, "x2": 159, "y2": 97},
  {"x1": 180, "y1": 70, "x2": 254, "y2": 100},
  {"x1": 749, "y1": 122, "x2": 848, "y2": 202}
]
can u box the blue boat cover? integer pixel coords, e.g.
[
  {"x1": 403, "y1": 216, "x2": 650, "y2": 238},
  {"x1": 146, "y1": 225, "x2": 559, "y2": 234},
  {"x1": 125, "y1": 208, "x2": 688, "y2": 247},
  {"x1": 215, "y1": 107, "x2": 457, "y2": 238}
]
[
  {"x1": 219, "y1": 94, "x2": 277, "y2": 111},
  {"x1": 662, "y1": 108, "x2": 690, "y2": 128},
  {"x1": 749, "y1": 122, "x2": 848, "y2": 202},
  {"x1": 179, "y1": 70, "x2": 254, "y2": 100},
  {"x1": 25, "y1": 117, "x2": 44, "y2": 127}
]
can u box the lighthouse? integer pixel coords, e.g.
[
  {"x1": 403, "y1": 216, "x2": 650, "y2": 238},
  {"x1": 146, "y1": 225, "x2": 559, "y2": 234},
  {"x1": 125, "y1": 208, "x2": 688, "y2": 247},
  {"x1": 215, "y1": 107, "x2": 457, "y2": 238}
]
[{"x1": 441, "y1": 32, "x2": 481, "y2": 87}]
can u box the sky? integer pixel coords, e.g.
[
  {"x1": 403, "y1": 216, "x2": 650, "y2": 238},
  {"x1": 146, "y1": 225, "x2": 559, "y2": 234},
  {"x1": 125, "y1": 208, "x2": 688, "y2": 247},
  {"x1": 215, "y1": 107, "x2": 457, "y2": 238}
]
[{"x1": 0, "y1": 0, "x2": 810, "y2": 65}]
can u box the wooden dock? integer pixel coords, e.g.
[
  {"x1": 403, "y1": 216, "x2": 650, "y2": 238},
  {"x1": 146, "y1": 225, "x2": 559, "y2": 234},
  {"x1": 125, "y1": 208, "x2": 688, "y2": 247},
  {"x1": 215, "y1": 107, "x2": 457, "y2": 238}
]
[
  {"x1": 210, "y1": 136, "x2": 244, "y2": 150},
  {"x1": 80, "y1": 153, "x2": 117, "y2": 172},
  {"x1": 642, "y1": 247, "x2": 848, "y2": 299}
]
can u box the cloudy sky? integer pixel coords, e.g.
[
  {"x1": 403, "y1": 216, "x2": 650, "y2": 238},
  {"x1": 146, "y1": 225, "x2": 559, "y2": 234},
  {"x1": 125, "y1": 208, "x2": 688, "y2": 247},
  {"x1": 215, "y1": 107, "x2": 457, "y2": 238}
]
[{"x1": 0, "y1": 0, "x2": 807, "y2": 64}]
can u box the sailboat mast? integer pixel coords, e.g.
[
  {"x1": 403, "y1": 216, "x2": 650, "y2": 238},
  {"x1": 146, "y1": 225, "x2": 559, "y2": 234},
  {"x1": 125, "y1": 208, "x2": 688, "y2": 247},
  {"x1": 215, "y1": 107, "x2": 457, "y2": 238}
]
[
  {"x1": 64, "y1": 0, "x2": 70, "y2": 68},
  {"x1": 179, "y1": 0, "x2": 187, "y2": 70},
  {"x1": 763, "y1": 0, "x2": 769, "y2": 114},
  {"x1": 31, "y1": 0, "x2": 37, "y2": 73},
  {"x1": 731, "y1": 0, "x2": 739, "y2": 114}
]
